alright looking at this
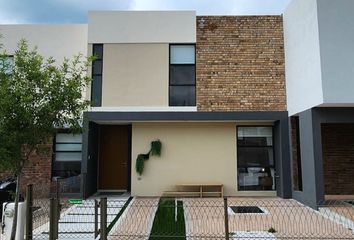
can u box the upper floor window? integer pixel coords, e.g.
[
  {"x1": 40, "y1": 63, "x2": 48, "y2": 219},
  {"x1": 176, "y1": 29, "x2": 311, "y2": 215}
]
[
  {"x1": 91, "y1": 44, "x2": 103, "y2": 107},
  {"x1": 169, "y1": 45, "x2": 196, "y2": 106}
]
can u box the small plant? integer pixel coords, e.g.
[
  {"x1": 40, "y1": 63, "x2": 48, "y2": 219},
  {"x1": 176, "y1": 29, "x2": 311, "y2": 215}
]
[
  {"x1": 150, "y1": 140, "x2": 162, "y2": 156},
  {"x1": 135, "y1": 140, "x2": 162, "y2": 175},
  {"x1": 136, "y1": 154, "x2": 150, "y2": 175},
  {"x1": 268, "y1": 227, "x2": 277, "y2": 233}
]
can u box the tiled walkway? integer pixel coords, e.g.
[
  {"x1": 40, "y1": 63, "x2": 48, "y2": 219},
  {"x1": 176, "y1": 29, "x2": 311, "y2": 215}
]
[
  {"x1": 33, "y1": 197, "x2": 129, "y2": 240},
  {"x1": 108, "y1": 198, "x2": 159, "y2": 240},
  {"x1": 183, "y1": 197, "x2": 354, "y2": 239},
  {"x1": 107, "y1": 197, "x2": 354, "y2": 239},
  {"x1": 31, "y1": 196, "x2": 354, "y2": 239}
]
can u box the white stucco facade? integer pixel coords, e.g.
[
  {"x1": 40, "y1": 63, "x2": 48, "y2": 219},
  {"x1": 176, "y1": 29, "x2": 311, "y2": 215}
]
[
  {"x1": 88, "y1": 11, "x2": 196, "y2": 44},
  {"x1": 284, "y1": 0, "x2": 354, "y2": 115},
  {"x1": 283, "y1": 0, "x2": 323, "y2": 116},
  {"x1": 317, "y1": 0, "x2": 354, "y2": 105}
]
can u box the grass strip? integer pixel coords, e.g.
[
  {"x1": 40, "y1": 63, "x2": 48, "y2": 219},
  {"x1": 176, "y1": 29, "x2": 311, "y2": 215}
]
[
  {"x1": 107, "y1": 197, "x2": 133, "y2": 233},
  {"x1": 149, "y1": 198, "x2": 186, "y2": 240}
]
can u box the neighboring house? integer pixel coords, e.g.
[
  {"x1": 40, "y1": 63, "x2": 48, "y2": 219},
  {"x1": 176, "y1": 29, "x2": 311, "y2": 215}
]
[
  {"x1": 0, "y1": 24, "x2": 88, "y2": 188},
  {"x1": 0, "y1": 0, "x2": 353, "y2": 206},
  {"x1": 284, "y1": 0, "x2": 354, "y2": 206}
]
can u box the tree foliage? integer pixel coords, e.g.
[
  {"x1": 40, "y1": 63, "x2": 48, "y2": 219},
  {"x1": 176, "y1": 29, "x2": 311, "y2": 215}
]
[
  {"x1": 0, "y1": 38, "x2": 92, "y2": 239},
  {"x1": 0, "y1": 39, "x2": 92, "y2": 175}
]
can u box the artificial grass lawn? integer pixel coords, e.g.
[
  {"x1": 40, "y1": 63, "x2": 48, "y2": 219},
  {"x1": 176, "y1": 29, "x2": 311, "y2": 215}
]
[{"x1": 149, "y1": 198, "x2": 186, "y2": 240}]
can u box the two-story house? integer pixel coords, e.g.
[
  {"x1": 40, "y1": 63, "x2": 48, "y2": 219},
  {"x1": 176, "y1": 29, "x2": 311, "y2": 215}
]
[
  {"x1": 1, "y1": 0, "x2": 353, "y2": 207},
  {"x1": 0, "y1": 12, "x2": 291, "y2": 199},
  {"x1": 82, "y1": 11, "x2": 291, "y2": 199}
]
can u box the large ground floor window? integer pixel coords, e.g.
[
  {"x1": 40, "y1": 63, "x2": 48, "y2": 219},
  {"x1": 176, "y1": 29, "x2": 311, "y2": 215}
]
[
  {"x1": 237, "y1": 126, "x2": 275, "y2": 191},
  {"x1": 52, "y1": 133, "x2": 82, "y2": 179}
]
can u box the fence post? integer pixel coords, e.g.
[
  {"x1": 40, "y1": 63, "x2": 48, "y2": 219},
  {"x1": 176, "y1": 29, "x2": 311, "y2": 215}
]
[
  {"x1": 49, "y1": 198, "x2": 55, "y2": 240},
  {"x1": 25, "y1": 184, "x2": 33, "y2": 240},
  {"x1": 49, "y1": 198, "x2": 59, "y2": 240},
  {"x1": 55, "y1": 198, "x2": 59, "y2": 239},
  {"x1": 100, "y1": 197, "x2": 107, "y2": 240},
  {"x1": 94, "y1": 199, "x2": 99, "y2": 238},
  {"x1": 224, "y1": 197, "x2": 229, "y2": 240}
]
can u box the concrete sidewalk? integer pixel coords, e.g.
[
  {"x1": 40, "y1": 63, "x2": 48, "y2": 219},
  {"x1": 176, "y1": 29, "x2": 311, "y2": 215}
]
[{"x1": 33, "y1": 197, "x2": 129, "y2": 240}]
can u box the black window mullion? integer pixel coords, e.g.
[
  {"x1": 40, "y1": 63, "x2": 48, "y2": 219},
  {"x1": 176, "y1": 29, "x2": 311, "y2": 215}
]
[
  {"x1": 55, "y1": 151, "x2": 82, "y2": 153},
  {"x1": 237, "y1": 145, "x2": 273, "y2": 148},
  {"x1": 238, "y1": 165, "x2": 275, "y2": 168},
  {"x1": 170, "y1": 84, "x2": 195, "y2": 86},
  {"x1": 170, "y1": 64, "x2": 195, "y2": 66}
]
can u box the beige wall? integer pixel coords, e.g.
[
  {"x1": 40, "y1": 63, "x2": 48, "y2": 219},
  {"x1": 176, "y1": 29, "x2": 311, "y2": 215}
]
[
  {"x1": 0, "y1": 24, "x2": 88, "y2": 64},
  {"x1": 131, "y1": 122, "x2": 276, "y2": 197},
  {"x1": 88, "y1": 11, "x2": 196, "y2": 44},
  {"x1": 0, "y1": 24, "x2": 89, "y2": 100},
  {"x1": 101, "y1": 44, "x2": 169, "y2": 106}
]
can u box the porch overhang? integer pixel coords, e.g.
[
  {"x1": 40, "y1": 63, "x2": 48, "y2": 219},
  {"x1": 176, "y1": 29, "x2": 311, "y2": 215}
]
[
  {"x1": 83, "y1": 111, "x2": 289, "y2": 122},
  {"x1": 81, "y1": 111, "x2": 292, "y2": 199}
]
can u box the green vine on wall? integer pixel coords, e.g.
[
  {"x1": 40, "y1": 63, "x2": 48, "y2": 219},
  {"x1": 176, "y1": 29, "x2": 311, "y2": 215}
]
[{"x1": 136, "y1": 140, "x2": 162, "y2": 175}]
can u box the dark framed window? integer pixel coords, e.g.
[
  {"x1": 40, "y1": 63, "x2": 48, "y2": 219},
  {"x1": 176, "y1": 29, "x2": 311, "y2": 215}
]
[
  {"x1": 91, "y1": 44, "x2": 103, "y2": 107},
  {"x1": 52, "y1": 133, "x2": 82, "y2": 178},
  {"x1": 169, "y1": 44, "x2": 196, "y2": 106},
  {"x1": 0, "y1": 55, "x2": 14, "y2": 75},
  {"x1": 237, "y1": 126, "x2": 276, "y2": 191}
]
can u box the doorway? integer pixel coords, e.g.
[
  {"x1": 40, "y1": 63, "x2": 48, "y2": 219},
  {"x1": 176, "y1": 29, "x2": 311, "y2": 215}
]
[{"x1": 98, "y1": 125, "x2": 131, "y2": 191}]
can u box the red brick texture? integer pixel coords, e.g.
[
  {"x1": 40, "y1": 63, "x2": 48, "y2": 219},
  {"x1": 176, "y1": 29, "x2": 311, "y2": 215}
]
[
  {"x1": 0, "y1": 145, "x2": 52, "y2": 195},
  {"x1": 196, "y1": 16, "x2": 286, "y2": 112},
  {"x1": 290, "y1": 116, "x2": 302, "y2": 191},
  {"x1": 322, "y1": 124, "x2": 354, "y2": 195}
]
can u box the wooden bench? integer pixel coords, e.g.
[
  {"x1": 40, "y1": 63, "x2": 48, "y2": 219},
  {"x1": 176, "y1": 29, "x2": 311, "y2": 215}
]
[{"x1": 163, "y1": 184, "x2": 224, "y2": 198}]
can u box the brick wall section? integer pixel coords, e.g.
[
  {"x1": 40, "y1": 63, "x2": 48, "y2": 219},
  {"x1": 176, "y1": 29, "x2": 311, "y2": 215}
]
[
  {"x1": 290, "y1": 116, "x2": 301, "y2": 191},
  {"x1": 0, "y1": 144, "x2": 52, "y2": 195},
  {"x1": 322, "y1": 124, "x2": 354, "y2": 195},
  {"x1": 196, "y1": 16, "x2": 286, "y2": 111}
]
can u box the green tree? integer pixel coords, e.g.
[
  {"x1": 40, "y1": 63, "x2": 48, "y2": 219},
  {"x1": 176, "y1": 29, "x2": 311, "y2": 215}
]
[{"x1": 0, "y1": 38, "x2": 92, "y2": 240}]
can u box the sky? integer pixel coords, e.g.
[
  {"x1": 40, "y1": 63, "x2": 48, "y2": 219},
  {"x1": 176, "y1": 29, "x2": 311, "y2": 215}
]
[{"x1": 0, "y1": 0, "x2": 292, "y2": 24}]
